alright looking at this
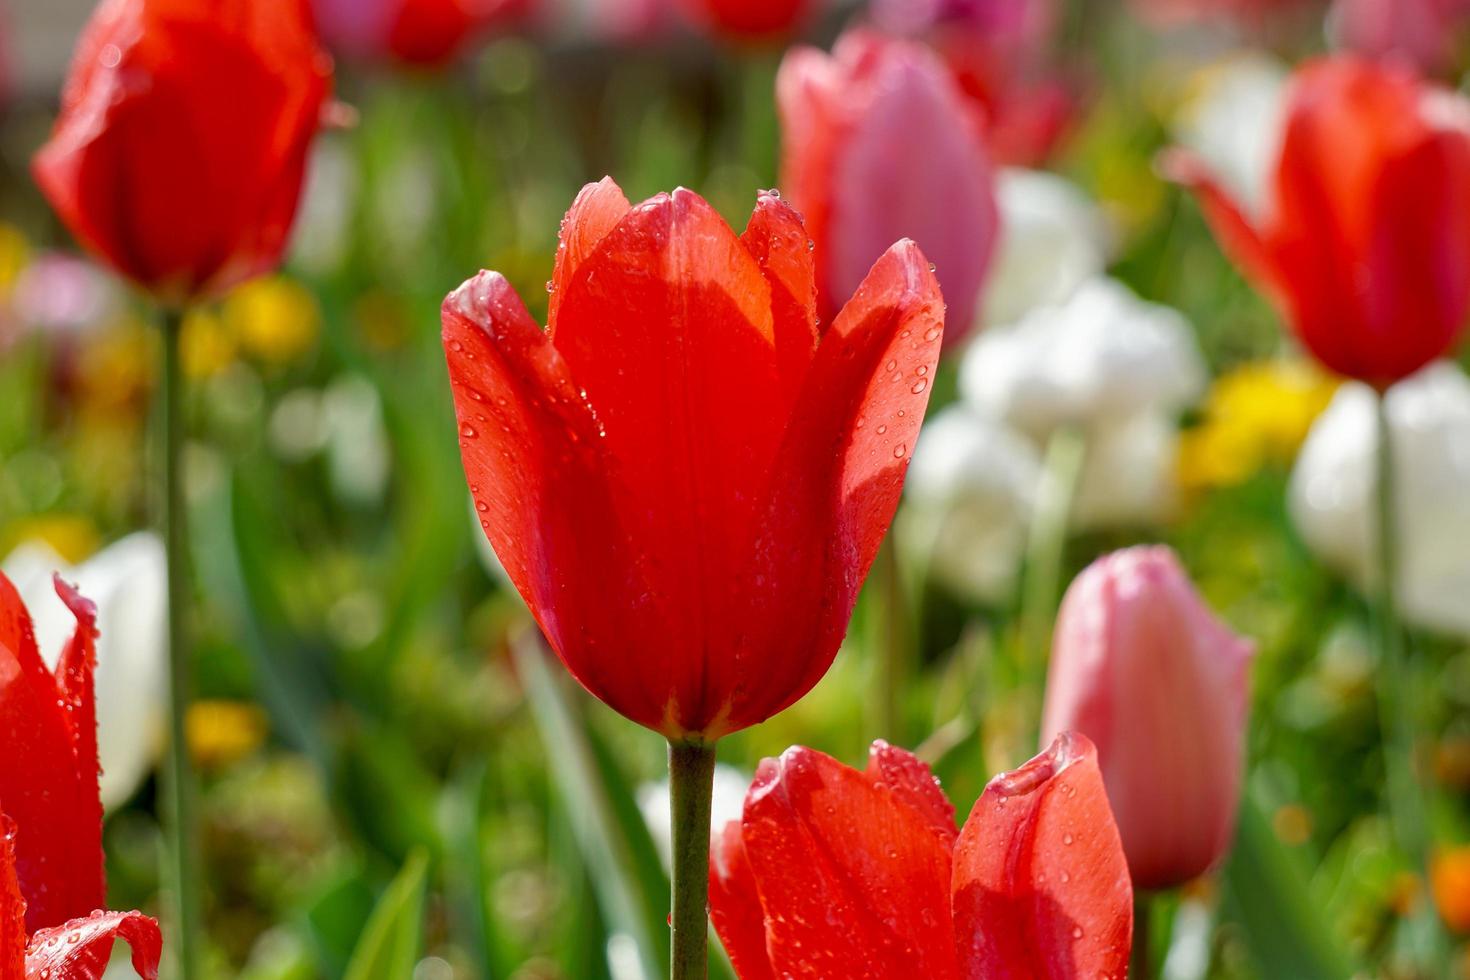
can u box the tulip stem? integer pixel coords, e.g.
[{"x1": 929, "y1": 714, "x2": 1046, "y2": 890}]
[
  {"x1": 160, "y1": 308, "x2": 202, "y2": 979},
  {"x1": 1372, "y1": 393, "x2": 1426, "y2": 863},
  {"x1": 668, "y1": 738, "x2": 717, "y2": 980},
  {"x1": 1018, "y1": 426, "x2": 1086, "y2": 755},
  {"x1": 877, "y1": 536, "x2": 909, "y2": 742}
]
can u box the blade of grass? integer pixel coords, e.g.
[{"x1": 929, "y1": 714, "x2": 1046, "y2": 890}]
[{"x1": 343, "y1": 850, "x2": 431, "y2": 980}]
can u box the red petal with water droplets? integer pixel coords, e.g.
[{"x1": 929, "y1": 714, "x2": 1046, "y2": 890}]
[
  {"x1": 1, "y1": 820, "x2": 24, "y2": 980},
  {"x1": 952, "y1": 733, "x2": 1133, "y2": 980},
  {"x1": 24, "y1": 910, "x2": 161, "y2": 980},
  {"x1": 864, "y1": 740, "x2": 957, "y2": 847},
  {"x1": 551, "y1": 189, "x2": 787, "y2": 734},
  {"x1": 548, "y1": 177, "x2": 632, "y2": 332},
  {"x1": 721, "y1": 240, "x2": 943, "y2": 732},
  {"x1": 442, "y1": 272, "x2": 672, "y2": 731},
  {"x1": 741, "y1": 191, "x2": 820, "y2": 400},
  {"x1": 708, "y1": 820, "x2": 775, "y2": 980},
  {"x1": 0, "y1": 574, "x2": 104, "y2": 933},
  {"x1": 738, "y1": 744, "x2": 960, "y2": 979}
]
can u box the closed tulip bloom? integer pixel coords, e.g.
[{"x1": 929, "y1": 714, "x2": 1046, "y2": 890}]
[
  {"x1": 1042, "y1": 547, "x2": 1255, "y2": 890},
  {"x1": 678, "y1": 0, "x2": 813, "y2": 39},
  {"x1": 443, "y1": 179, "x2": 944, "y2": 739},
  {"x1": 0, "y1": 573, "x2": 163, "y2": 978},
  {"x1": 778, "y1": 31, "x2": 998, "y2": 348},
  {"x1": 1165, "y1": 56, "x2": 1470, "y2": 388},
  {"x1": 32, "y1": 0, "x2": 333, "y2": 305},
  {"x1": 710, "y1": 734, "x2": 1133, "y2": 977}
]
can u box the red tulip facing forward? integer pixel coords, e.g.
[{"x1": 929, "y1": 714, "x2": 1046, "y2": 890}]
[
  {"x1": 0, "y1": 572, "x2": 162, "y2": 979},
  {"x1": 1165, "y1": 56, "x2": 1470, "y2": 388},
  {"x1": 33, "y1": 0, "x2": 333, "y2": 305},
  {"x1": 711, "y1": 734, "x2": 1133, "y2": 978},
  {"x1": 444, "y1": 179, "x2": 945, "y2": 741},
  {"x1": 1042, "y1": 547, "x2": 1255, "y2": 890},
  {"x1": 778, "y1": 30, "x2": 999, "y2": 348}
]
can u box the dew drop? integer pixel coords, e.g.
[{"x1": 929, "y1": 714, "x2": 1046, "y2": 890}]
[
  {"x1": 876, "y1": 424, "x2": 887, "y2": 435},
  {"x1": 924, "y1": 326, "x2": 942, "y2": 342},
  {"x1": 476, "y1": 501, "x2": 489, "y2": 513},
  {"x1": 911, "y1": 379, "x2": 929, "y2": 394},
  {"x1": 885, "y1": 359, "x2": 898, "y2": 372},
  {"x1": 916, "y1": 365, "x2": 928, "y2": 377},
  {"x1": 460, "y1": 423, "x2": 477, "y2": 438},
  {"x1": 893, "y1": 444, "x2": 907, "y2": 459},
  {"x1": 927, "y1": 262, "x2": 937, "y2": 273},
  {"x1": 1063, "y1": 833, "x2": 1074, "y2": 846},
  {"x1": 448, "y1": 340, "x2": 464, "y2": 352}
]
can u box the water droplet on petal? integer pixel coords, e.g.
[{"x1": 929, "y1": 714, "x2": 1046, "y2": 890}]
[
  {"x1": 893, "y1": 444, "x2": 907, "y2": 459},
  {"x1": 911, "y1": 379, "x2": 928, "y2": 394}
]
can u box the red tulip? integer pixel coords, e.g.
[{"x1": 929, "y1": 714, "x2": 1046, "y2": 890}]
[
  {"x1": 443, "y1": 179, "x2": 944, "y2": 739},
  {"x1": 1041, "y1": 547, "x2": 1255, "y2": 890},
  {"x1": 778, "y1": 31, "x2": 998, "y2": 349},
  {"x1": 0, "y1": 572, "x2": 162, "y2": 979},
  {"x1": 32, "y1": 0, "x2": 333, "y2": 305},
  {"x1": 710, "y1": 734, "x2": 1133, "y2": 977},
  {"x1": 1130, "y1": 0, "x2": 1312, "y2": 26},
  {"x1": 677, "y1": 0, "x2": 813, "y2": 40},
  {"x1": 1164, "y1": 56, "x2": 1470, "y2": 388},
  {"x1": 313, "y1": 0, "x2": 536, "y2": 65}
]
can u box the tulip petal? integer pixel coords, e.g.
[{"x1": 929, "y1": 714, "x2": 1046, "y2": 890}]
[
  {"x1": 864, "y1": 740, "x2": 958, "y2": 847},
  {"x1": 24, "y1": 910, "x2": 162, "y2": 980},
  {"x1": 709, "y1": 820, "x2": 775, "y2": 980},
  {"x1": 51, "y1": 578, "x2": 100, "y2": 838},
  {"x1": 722, "y1": 241, "x2": 943, "y2": 731},
  {"x1": 738, "y1": 746, "x2": 960, "y2": 979},
  {"x1": 548, "y1": 177, "x2": 632, "y2": 332},
  {"x1": 741, "y1": 191, "x2": 820, "y2": 399},
  {"x1": 442, "y1": 272, "x2": 673, "y2": 731},
  {"x1": 0, "y1": 574, "x2": 104, "y2": 933},
  {"x1": 1160, "y1": 148, "x2": 1279, "y2": 302},
  {"x1": 952, "y1": 733, "x2": 1132, "y2": 980},
  {"x1": 551, "y1": 189, "x2": 788, "y2": 734},
  {"x1": 1, "y1": 820, "x2": 23, "y2": 980},
  {"x1": 824, "y1": 40, "x2": 996, "y2": 346}
]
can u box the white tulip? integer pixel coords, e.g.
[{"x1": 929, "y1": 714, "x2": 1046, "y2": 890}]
[
  {"x1": 960, "y1": 277, "x2": 1206, "y2": 439},
  {"x1": 3, "y1": 533, "x2": 168, "y2": 810},
  {"x1": 1171, "y1": 52, "x2": 1289, "y2": 222},
  {"x1": 1290, "y1": 362, "x2": 1470, "y2": 639},
  {"x1": 1071, "y1": 411, "x2": 1183, "y2": 531},
  {"x1": 636, "y1": 764, "x2": 751, "y2": 870},
  {"x1": 901, "y1": 406, "x2": 1041, "y2": 604},
  {"x1": 981, "y1": 168, "x2": 1112, "y2": 330}
]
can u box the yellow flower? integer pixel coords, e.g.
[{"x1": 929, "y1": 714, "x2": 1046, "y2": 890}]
[
  {"x1": 187, "y1": 700, "x2": 269, "y2": 770},
  {"x1": 0, "y1": 223, "x2": 31, "y2": 295},
  {"x1": 222, "y1": 276, "x2": 321, "y2": 365},
  {"x1": 0, "y1": 515, "x2": 99, "y2": 565},
  {"x1": 180, "y1": 309, "x2": 236, "y2": 379},
  {"x1": 75, "y1": 314, "x2": 157, "y2": 417},
  {"x1": 1178, "y1": 360, "x2": 1338, "y2": 492}
]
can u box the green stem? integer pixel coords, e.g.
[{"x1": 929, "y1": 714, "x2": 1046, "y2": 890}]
[
  {"x1": 160, "y1": 308, "x2": 202, "y2": 978},
  {"x1": 1132, "y1": 894, "x2": 1154, "y2": 980},
  {"x1": 1018, "y1": 425, "x2": 1087, "y2": 755},
  {"x1": 877, "y1": 536, "x2": 907, "y2": 743},
  {"x1": 1372, "y1": 393, "x2": 1426, "y2": 867},
  {"x1": 668, "y1": 739, "x2": 717, "y2": 980}
]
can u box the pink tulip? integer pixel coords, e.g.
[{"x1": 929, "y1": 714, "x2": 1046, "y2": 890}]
[
  {"x1": 1329, "y1": 0, "x2": 1470, "y2": 75},
  {"x1": 778, "y1": 29, "x2": 1000, "y2": 348},
  {"x1": 1041, "y1": 546, "x2": 1255, "y2": 890}
]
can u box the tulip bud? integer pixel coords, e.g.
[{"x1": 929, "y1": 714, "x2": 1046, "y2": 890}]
[{"x1": 1041, "y1": 546, "x2": 1255, "y2": 889}]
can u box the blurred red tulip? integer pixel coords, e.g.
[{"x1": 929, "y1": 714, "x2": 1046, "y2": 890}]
[
  {"x1": 710, "y1": 735, "x2": 1133, "y2": 977},
  {"x1": 32, "y1": 0, "x2": 332, "y2": 306},
  {"x1": 313, "y1": 0, "x2": 536, "y2": 65},
  {"x1": 779, "y1": 31, "x2": 998, "y2": 348},
  {"x1": 1041, "y1": 547, "x2": 1254, "y2": 890},
  {"x1": 869, "y1": 0, "x2": 1076, "y2": 165},
  {"x1": 1165, "y1": 56, "x2": 1470, "y2": 388},
  {"x1": 1329, "y1": 0, "x2": 1470, "y2": 75},
  {"x1": 0, "y1": 572, "x2": 162, "y2": 979},
  {"x1": 678, "y1": 0, "x2": 813, "y2": 40},
  {"x1": 443, "y1": 179, "x2": 944, "y2": 739}
]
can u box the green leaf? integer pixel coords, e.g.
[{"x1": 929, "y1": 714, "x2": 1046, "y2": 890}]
[
  {"x1": 512, "y1": 629, "x2": 671, "y2": 978},
  {"x1": 343, "y1": 850, "x2": 431, "y2": 980},
  {"x1": 1222, "y1": 794, "x2": 1356, "y2": 980}
]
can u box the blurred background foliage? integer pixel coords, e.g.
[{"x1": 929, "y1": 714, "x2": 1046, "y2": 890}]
[{"x1": 2, "y1": 0, "x2": 1470, "y2": 977}]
